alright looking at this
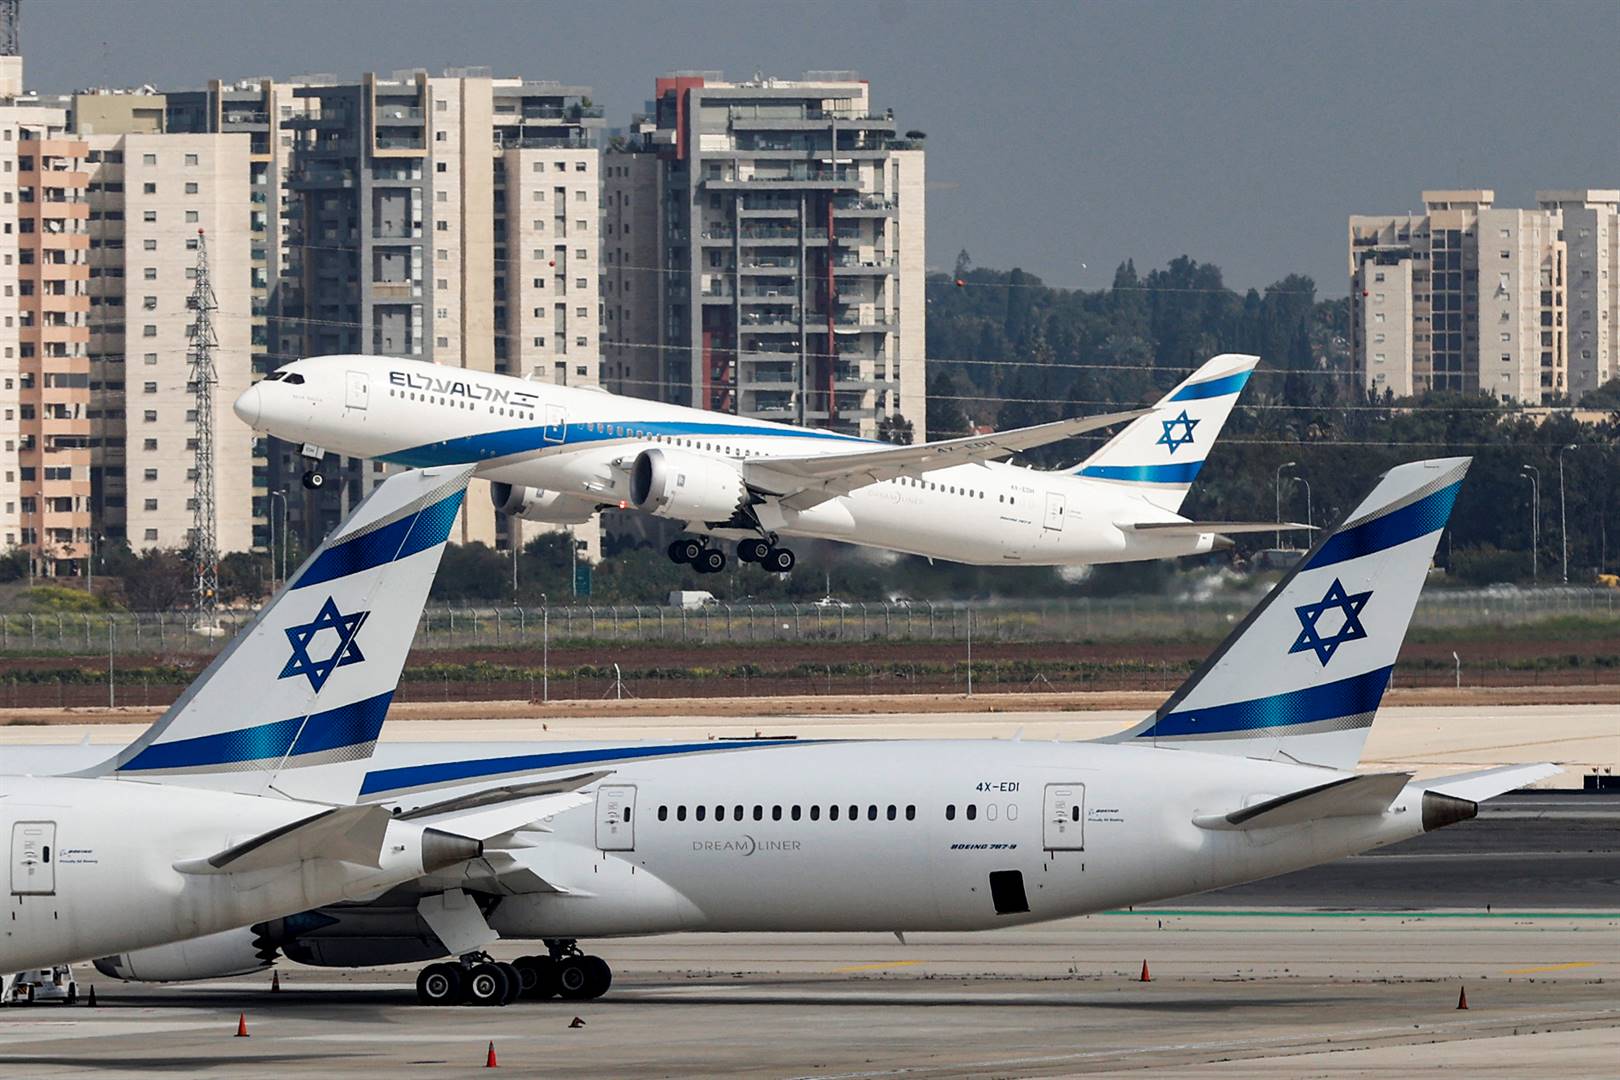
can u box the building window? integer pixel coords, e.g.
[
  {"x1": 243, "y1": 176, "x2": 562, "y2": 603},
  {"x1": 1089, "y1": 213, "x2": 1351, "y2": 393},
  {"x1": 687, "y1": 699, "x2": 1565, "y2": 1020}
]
[
  {"x1": 184, "y1": 182, "x2": 198, "y2": 194},
  {"x1": 143, "y1": 499, "x2": 158, "y2": 511},
  {"x1": 143, "y1": 410, "x2": 157, "y2": 422},
  {"x1": 143, "y1": 468, "x2": 157, "y2": 481},
  {"x1": 143, "y1": 239, "x2": 156, "y2": 251},
  {"x1": 185, "y1": 210, "x2": 199, "y2": 223},
  {"x1": 144, "y1": 529, "x2": 157, "y2": 541},
  {"x1": 143, "y1": 210, "x2": 157, "y2": 223},
  {"x1": 142, "y1": 381, "x2": 157, "y2": 393},
  {"x1": 142, "y1": 153, "x2": 156, "y2": 166},
  {"x1": 185, "y1": 153, "x2": 198, "y2": 166}
]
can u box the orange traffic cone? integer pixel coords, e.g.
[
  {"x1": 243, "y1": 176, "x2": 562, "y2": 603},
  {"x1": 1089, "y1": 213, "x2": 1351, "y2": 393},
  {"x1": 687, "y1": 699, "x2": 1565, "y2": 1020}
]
[
  {"x1": 1139, "y1": 960, "x2": 1152, "y2": 982},
  {"x1": 1457, "y1": 985, "x2": 1469, "y2": 1010},
  {"x1": 235, "y1": 1012, "x2": 250, "y2": 1038},
  {"x1": 270, "y1": 970, "x2": 281, "y2": 993},
  {"x1": 86, "y1": 986, "x2": 97, "y2": 1008},
  {"x1": 485, "y1": 1040, "x2": 499, "y2": 1067}
]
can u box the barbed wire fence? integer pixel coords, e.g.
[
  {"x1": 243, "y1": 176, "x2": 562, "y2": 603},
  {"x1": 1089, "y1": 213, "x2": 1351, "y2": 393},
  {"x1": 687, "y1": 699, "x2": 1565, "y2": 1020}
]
[{"x1": 0, "y1": 588, "x2": 1612, "y2": 709}]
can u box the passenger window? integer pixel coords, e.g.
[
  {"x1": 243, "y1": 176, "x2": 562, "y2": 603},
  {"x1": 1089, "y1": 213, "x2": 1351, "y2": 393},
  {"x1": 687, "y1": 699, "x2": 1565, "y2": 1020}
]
[
  {"x1": 966, "y1": 804, "x2": 977, "y2": 821},
  {"x1": 715, "y1": 805, "x2": 726, "y2": 821},
  {"x1": 809, "y1": 805, "x2": 821, "y2": 821},
  {"x1": 695, "y1": 805, "x2": 706, "y2": 821},
  {"x1": 867, "y1": 805, "x2": 877, "y2": 821},
  {"x1": 677, "y1": 806, "x2": 687, "y2": 821},
  {"x1": 771, "y1": 805, "x2": 783, "y2": 821},
  {"x1": 791, "y1": 805, "x2": 802, "y2": 821},
  {"x1": 829, "y1": 804, "x2": 840, "y2": 821},
  {"x1": 734, "y1": 804, "x2": 744, "y2": 820},
  {"x1": 906, "y1": 805, "x2": 916, "y2": 821},
  {"x1": 1072, "y1": 805, "x2": 1081, "y2": 821},
  {"x1": 945, "y1": 804, "x2": 956, "y2": 821},
  {"x1": 986, "y1": 804, "x2": 998, "y2": 822},
  {"x1": 754, "y1": 805, "x2": 763, "y2": 821},
  {"x1": 658, "y1": 806, "x2": 668, "y2": 821},
  {"x1": 886, "y1": 805, "x2": 897, "y2": 821},
  {"x1": 849, "y1": 804, "x2": 859, "y2": 821}
]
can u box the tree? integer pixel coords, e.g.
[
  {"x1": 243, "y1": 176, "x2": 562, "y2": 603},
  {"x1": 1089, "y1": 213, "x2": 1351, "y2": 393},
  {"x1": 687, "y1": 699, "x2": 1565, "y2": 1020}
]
[
  {"x1": 122, "y1": 549, "x2": 191, "y2": 611},
  {"x1": 877, "y1": 413, "x2": 914, "y2": 445}
]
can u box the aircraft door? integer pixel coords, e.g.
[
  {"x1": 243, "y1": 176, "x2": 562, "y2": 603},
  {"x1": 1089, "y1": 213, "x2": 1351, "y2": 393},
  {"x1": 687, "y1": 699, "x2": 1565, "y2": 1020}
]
[
  {"x1": 595, "y1": 785, "x2": 637, "y2": 851},
  {"x1": 1042, "y1": 784, "x2": 1085, "y2": 851},
  {"x1": 344, "y1": 370, "x2": 370, "y2": 412},
  {"x1": 10, "y1": 821, "x2": 56, "y2": 895},
  {"x1": 1043, "y1": 491, "x2": 1066, "y2": 531},
  {"x1": 542, "y1": 403, "x2": 568, "y2": 444}
]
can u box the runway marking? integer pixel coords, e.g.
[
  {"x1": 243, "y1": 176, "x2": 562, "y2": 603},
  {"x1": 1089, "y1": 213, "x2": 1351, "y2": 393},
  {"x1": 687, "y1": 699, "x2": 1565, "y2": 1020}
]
[
  {"x1": 1503, "y1": 961, "x2": 1598, "y2": 975},
  {"x1": 830, "y1": 960, "x2": 923, "y2": 973}
]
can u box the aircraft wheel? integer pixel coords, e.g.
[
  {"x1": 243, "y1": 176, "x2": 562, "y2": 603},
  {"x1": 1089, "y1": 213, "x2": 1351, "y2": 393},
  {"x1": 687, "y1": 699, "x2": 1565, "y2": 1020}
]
[
  {"x1": 301, "y1": 470, "x2": 324, "y2": 490},
  {"x1": 673, "y1": 538, "x2": 704, "y2": 564},
  {"x1": 737, "y1": 538, "x2": 768, "y2": 563},
  {"x1": 416, "y1": 963, "x2": 463, "y2": 1006},
  {"x1": 513, "y1": 955, "x2": 557, "y2": 999},
  {"x1": 555, "y1": 956, "x2": 603, "y2": 1001},
  {"x1": 496, "y1": 962, "x2": 523, "y2": 1005},
  {"x1": 464, "y1": 962, "x2": 509, "y2": 1007},
  {"x1": 764, "y1": 547, "x2": 796, "y2": 573},
  {"x1": 580, "y1": 955, "x2": 612, "y2": 999},
  {"x1": 697, "y1": 548, "x2": 727, "y2": 574}
]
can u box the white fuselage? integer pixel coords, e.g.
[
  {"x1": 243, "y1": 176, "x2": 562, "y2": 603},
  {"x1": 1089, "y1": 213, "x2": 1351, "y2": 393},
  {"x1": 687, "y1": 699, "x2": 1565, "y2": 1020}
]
[
  {"x1": 349, "y1": 737, "x2": 1426, "y2": 940},
  {"x1": 238, "y1": 356, "x2": 1217, "y2": 567},
  {"x1": 0, "y1": 776, "x2": 444, "y2": 971}
]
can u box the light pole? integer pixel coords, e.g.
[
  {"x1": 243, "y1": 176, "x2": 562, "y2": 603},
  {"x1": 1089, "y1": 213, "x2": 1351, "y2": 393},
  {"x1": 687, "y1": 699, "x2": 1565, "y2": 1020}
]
[
  {"x1": 1558, "y1": 444, "x2": 1576, "y2": 584},
  {"x1": 540, "y1": 591, "x2": 549, "y2": 704},
  {"x1": 269, "y1": 490, "x2": 288, "y2": 590},
  {"x1": 1290, "y1": 475, "x2": 1313, "y2": 532},
  {"x1": 1520, "y1": 465, "x2": 1539, "y2": 584},
  {"x1": 1274, "y1": 461, "x2": 1296, "y2": 549}
]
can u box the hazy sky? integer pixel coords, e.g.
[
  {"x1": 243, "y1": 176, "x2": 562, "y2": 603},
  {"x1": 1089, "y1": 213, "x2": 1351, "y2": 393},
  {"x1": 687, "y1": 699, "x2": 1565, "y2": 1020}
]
[{"x1": 28, "y1": 1, "x2": 1620, "y2": 296}]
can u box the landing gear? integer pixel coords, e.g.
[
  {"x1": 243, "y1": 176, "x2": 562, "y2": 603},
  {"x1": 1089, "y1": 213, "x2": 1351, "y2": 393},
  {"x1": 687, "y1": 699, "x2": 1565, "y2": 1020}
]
[
  {"x1": 668, "y1": 536, "x2": 726, "y2": 574},
  {"x1": 414, "y1": 943, "x2": 612, "y2": 1005},
  {"x1": 763, "y1": 547, "x2": 795, "y2": 573},
  {"x1": 737, "y1": 537, "x2": 769, "y2": 563},
  {"x1": 737, "y1": 534, "x2": 795, "y2": 574},
  {"x1": 299, "y1": 442, "x2": 327, "y2": 491}
]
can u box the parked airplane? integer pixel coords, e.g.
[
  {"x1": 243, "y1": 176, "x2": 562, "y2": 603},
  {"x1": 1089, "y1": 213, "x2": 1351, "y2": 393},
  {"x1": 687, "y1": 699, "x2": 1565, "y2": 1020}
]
[
  {"x1": 234, "y1": 352, "x2": 1303, "y2": 574},
  {"x1": 88, "y1": 458, "x2": 1555, "y2": 1007},
  {"x1": 0, "y1": 467, "x2": 591, "y2": 976}
]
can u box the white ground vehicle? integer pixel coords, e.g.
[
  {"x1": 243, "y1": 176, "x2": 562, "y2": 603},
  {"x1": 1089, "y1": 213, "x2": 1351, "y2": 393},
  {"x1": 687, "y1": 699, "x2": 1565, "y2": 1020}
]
[{"x1": 1, "y1": 966, "x2": 77, "y2": 1005}]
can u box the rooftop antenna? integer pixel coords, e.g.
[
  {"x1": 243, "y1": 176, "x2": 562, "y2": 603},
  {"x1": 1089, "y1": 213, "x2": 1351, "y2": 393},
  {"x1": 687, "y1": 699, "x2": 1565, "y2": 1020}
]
[{"x1": 188, "y1": 230, "x2": 220, "y2": 619}]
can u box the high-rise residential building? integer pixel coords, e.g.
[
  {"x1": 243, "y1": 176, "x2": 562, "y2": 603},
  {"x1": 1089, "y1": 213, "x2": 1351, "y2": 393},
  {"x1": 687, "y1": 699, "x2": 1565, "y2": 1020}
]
[
  {"x1": 604, "y1": 72, "x2": 926, "y2": 440},
  {"x1": 1349, "y1": 189, "x2": 1620, "y2": 404},
  {"x1": 168, "y1": 71, "x2": 604, "y2": 558}
]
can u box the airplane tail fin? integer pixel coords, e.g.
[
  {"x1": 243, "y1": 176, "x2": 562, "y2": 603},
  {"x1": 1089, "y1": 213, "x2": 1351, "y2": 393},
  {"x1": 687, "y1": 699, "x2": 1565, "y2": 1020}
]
[
  {"x1": 85, "y1": 466, "x2": 474, "y2": 802},
  {"x1": 1074, "y1": 353, "x2": 1257, "y2": 513},
  {"x1": 1101, "y1": 457, "x2": 1470, "y2": 770}
]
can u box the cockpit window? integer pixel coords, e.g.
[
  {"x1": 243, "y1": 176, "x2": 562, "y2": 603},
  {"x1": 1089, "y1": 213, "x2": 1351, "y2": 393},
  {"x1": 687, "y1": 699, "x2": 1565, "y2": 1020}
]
[
  {"x1": 262, "y1": 372, "x2": 286, "y2": 382},
  {"x1": 282, "y1": 373, "x2": 305, "y2": 385}
]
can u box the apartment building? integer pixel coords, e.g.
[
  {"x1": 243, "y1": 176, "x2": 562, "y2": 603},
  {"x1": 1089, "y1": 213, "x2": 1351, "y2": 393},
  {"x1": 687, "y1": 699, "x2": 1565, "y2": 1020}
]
[
  {"x1": 168, "y1": 71, "x2": 604, "y2": 559},
  {"x1": 1350, "y1": 189, "x2": 1620, "y2": 404},
  {"x1": 0, "y1": 102, "x2": 90, "y2": 574},
  {"x1": 604, "y1": 72, "x2": 926, "y2": 440}
]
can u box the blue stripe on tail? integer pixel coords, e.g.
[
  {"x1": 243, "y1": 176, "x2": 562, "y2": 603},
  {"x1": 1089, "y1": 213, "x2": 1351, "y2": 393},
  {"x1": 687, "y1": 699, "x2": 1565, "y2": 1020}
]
[
  {"x1": 1078, "y1": 461, "x2": 1203, "y2": 483},
  {"x1": 1303, "y1": 481, "x2": 1461, "y2": 572},
  {"x1": 1138, "y1": 666, "x2": 1393, "y2": 739},
  {"x1": 1170, "y1": 370, "x2": 1251, "y2": 401},
  {"x1": 293, "y1": 488, "x2": 465, "y2": 589},
  {"x1": 119, "y1": 691, "x2": 394, "y2": 771}
]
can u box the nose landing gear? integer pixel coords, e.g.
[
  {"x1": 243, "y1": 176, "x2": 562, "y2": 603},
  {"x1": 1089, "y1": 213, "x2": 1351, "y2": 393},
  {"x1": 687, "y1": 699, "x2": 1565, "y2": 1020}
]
[{"x1": 299, "y1": 443, "x2": 327, "y2": 490}]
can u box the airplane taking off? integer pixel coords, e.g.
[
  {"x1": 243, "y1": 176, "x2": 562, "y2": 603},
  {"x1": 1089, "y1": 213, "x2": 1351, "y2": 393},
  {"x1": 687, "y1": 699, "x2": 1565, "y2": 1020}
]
[
  {"x1": 234, "y1": 352, "x2": 1303, "y2": 573},
  {"x1": 0, "y1": 467, "x2": 592, "y2": 975},
  {"x1": 87, "y1": 458, "x2": 1556, "y2": 1007}
]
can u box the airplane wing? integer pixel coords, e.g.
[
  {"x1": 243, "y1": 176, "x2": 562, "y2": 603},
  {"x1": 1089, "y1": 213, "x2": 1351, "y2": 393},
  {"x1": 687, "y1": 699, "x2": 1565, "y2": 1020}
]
[
  {"x1": 175, "y1": 804, "x2": 397, "y2": 875},
  {"x1": 1192, "y1": 772, "x2": 1412, "y2": 831},
  {"x1": 1121, "y1": 521, "x2": 1314, "y2": 537},
  {"x1": 745, "y1": 408, "x2": 1149, "y2": 501}
]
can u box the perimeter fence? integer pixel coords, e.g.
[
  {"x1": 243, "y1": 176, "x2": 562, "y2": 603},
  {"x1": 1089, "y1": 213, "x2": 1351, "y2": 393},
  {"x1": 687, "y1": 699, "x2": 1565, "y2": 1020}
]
[{"x1": 0, "y1": 587, "x2": 1611, "y2": 709}]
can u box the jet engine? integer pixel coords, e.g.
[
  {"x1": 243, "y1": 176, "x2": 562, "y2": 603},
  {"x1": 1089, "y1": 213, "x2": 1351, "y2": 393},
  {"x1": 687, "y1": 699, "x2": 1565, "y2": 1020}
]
[
  {"x1": 93, "y1": 927, "x2": 277, "y2": 983},
  {"x1": 629, "y1": 447, "x2": 749, "y2": 523},
  {"x1": 490, "y1": 482, "x2": 595, "y2": 524}
]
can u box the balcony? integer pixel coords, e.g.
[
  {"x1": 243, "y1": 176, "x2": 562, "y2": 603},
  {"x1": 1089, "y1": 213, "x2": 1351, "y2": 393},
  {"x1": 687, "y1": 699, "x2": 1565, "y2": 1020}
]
[{"x1": 374, "y1": 105, "x2": 425, "y2": 126}]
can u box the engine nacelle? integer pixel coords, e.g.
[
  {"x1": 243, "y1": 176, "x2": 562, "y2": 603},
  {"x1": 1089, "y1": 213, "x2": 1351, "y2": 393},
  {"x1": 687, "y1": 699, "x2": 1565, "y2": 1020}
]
[
  {"x1": 629, "y1": 447, "x2": 748, "y2": 523},
  {"x1": 490, "y1": 481, "x2": 595, "y2": 524},
  {"x1": 92, "y1": 927, "x2": 275, "y2": 983}
]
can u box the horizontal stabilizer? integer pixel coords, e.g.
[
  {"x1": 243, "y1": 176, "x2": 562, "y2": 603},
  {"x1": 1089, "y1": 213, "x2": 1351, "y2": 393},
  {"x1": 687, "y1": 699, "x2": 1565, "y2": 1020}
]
[
  {"x1": 1426, "y1": 763, "x2": 1562, "y2": 802},
  {"x1": 1121, "y1": 521, "x2": 1313, "y2": 537},
  {"x1": 1194, "y1": 771, "x2": 1412, "y2": 831},
  {"x1": 176, "y1": 804, "x2": 394, "y2": 875}
]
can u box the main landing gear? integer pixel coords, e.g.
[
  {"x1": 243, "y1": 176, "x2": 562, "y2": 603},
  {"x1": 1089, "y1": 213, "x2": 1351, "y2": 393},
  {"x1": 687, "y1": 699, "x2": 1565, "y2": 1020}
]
[
  {"x1": 668, "y1": 535, "x2": 795, "y2": 574},
  {"x1": 414, "y1": 941, "x2": 611, "y2": 1006}
]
